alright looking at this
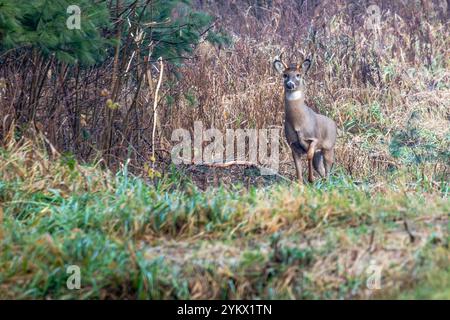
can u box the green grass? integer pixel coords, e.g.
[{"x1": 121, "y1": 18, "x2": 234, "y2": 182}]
[
  {"x1": 0, "y1": 140, "x2": 448, "y2": 299},
  {"x1": 398, "y1": 257, "x2": 450, "y2": 299}
]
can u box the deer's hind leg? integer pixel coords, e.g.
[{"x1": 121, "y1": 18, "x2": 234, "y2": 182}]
[
  {"x1": 313, "y1": 151, "x2": 326, "y2": 178},
  {"x1": 323, "y1": 148, "x2": 335, "y2": 178},
  {"x1": 291, "y1": 148, "x2": 303, "y2": 184}
]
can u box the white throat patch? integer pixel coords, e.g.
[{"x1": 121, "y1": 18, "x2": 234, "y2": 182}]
[{"x1": 285, "y1": 91, "x2": 304, "y2": 101}]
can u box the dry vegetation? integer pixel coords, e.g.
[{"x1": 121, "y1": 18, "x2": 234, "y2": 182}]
[
  {"x1": 0, "y1": 0, "x2": 448, "y2": 180},
  {"x1": 0, "y1": 130, "x2": 448, "y2": 299},
  {"x1": 0, "y1": 0, "x2": 449, "y2": 299},
  {"x1": 174, "y1": 0, "x2": 449, "y2": 181}
]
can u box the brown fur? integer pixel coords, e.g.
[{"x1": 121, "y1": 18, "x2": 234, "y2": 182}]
[{"x1": 274, "y1": 55, "x2": 337, "y2": 183}]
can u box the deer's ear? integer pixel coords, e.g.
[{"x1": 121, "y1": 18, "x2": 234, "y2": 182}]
[
  {"x1": 301, "y1": 59, "x2": 312, "y2": 74},
  {"x1": 273, "y1": 60, "x2": 285, "y2": 74}
]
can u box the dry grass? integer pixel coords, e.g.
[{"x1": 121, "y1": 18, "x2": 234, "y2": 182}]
[
  {"x1": 0, "y1": 133, "x2": 448, "y2": 299},
  {"x1": 0, "y1": 0, "x2": 449, "y2": 300},
  {"x1": 156, "y1": 0, "x2": 449, "y2": 181},
  {"x1": 0, "y1": 1, "x2": 447, "y2": 182}
]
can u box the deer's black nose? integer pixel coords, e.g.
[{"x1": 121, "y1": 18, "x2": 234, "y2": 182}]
[{"x1": 286, "y1": 81, "x2": 295, "y2": 90}]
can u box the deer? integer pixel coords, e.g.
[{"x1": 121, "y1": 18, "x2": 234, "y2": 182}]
[{"x1": 273, "y1": 53, "x2": 337, "y2": 184}]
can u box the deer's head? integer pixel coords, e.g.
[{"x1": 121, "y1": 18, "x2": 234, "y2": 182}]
[{"x1": 273, "y1": 53, "x2": 311, "y2": 93}]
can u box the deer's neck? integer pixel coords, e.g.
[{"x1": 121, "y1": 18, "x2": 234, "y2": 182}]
[
  {"x1": 285, "y1": 90, "x2": 304, "y2": 103},
  {"x1": 284, "y1": 90, "x2": 309, "y2": 121},
  {"x1": 285, "y1": 91, "x2": 311, "y2": 130}
]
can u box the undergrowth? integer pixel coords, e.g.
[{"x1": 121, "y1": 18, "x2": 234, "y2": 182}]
[{"x1": 0, "y1": 138, "x2": 448, "y2": 299}]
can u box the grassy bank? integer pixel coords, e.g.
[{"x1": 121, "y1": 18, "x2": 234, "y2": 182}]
[{"x1": 0, "y1": 138, "x2": 448, "y2": 299}]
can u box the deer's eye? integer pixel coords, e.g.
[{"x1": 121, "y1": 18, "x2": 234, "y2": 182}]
[
  {"x1": 284, "y1": 74, "x2": 289, "y2": 78},
  {"x1": 296, "y1": 74, "x2": 301, "y2": 78}
]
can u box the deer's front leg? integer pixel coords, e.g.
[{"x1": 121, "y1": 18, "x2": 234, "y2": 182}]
[
  {"x1": 290, "y1": 146, "x2": 303, "y2": 184},
  {"x1": 294, "y1": 131, "x2": 315, "y2": 183},
  {"x1": 306, "y1": 139, "x2": 318, "y2": 183},
  {"x1": 294, "y1": 131, "x2": 309, "y2": 153}
]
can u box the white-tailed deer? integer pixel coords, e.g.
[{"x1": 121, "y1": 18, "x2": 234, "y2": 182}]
[{"x1": 273, "y1": 53, "x2": 337, "y2": 183}]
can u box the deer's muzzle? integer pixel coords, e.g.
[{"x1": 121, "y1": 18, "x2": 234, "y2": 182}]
[{"x1": 286, "y1": 81, "x2": 295, "y2": 90}]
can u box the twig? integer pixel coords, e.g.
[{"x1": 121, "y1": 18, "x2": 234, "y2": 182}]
[
  {"x1": 176, "y1": 159, "x2": 291, "y2": 182},
  {"x1": 403, "y1": 218, "x2": 416, "y2": 243},
  {"x1": 367, "y1": 229, "x2": 376, "y2": 252},
  {"x1": 151, "y1": 57, "x2": 164, "y2": 164}
]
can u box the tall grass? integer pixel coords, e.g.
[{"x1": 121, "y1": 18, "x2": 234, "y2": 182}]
[
  {"x1": 0, "y1": 135, "x2": 448, "y2": 299},
  {"x1": 170, "y1": 0, "x2": 449, "y2": 180},
  {"x1": 0, "y1": 0, "x2": 448, "y2": 300},
  {"x1": 0, "y1": 1, "x2": 448, "y2": 182}
]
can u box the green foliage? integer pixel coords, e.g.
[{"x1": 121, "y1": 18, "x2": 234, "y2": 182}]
[
  {"x1": 1, "y1": 140, "x2": 449, "y2": 298},
  {"x1": 0, "y1": 0, "x2": 111, "y2": 64},
  {"x1": 60, "y1": 152, "x2": 77, "y2": 171},
  {"x1": 0, "y1": 0, "x2": 22, "y2": 47},
  {"x1": 120, "y1": 0, "x2": 229, "y2": 64},
  {"x1": 0, "y1": 0, "x2": 228, "y2": 65},
  {"x1": 184, "y1": 89, "x2": 198, "y2": 107},
  {"x1": 389, "y1": 112, "x2": 449, "y2": 166}
]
